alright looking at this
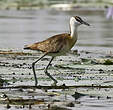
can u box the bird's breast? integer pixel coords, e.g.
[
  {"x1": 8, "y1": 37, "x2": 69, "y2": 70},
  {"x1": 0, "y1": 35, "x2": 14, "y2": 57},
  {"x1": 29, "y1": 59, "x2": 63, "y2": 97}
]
[{"x1": 67, "y1": 35, "x2": 77, "y2": 50}]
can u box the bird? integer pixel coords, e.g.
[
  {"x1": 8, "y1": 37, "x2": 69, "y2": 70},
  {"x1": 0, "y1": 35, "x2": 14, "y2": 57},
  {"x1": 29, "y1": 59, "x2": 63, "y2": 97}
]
[{"x1": 24, "y1": 16, "x2": 90, "y2": 86}]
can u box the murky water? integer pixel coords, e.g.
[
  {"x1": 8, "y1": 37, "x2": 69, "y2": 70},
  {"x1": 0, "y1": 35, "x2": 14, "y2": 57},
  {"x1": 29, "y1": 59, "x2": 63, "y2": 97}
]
[{"x1": 0, "y1": 9, "x2": 113, "y2": 51}]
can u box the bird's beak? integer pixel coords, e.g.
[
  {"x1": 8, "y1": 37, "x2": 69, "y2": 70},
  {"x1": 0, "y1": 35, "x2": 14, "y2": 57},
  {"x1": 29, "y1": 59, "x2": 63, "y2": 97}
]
[{"x1": 82, "y1": 21, "x2": 90, "y2": 26}]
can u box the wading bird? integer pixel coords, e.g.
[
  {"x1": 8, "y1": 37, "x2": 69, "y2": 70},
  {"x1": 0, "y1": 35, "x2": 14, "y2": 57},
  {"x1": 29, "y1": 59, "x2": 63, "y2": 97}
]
[{"x1": 24, "y1": 16, "x2": 90, "y2": 86}]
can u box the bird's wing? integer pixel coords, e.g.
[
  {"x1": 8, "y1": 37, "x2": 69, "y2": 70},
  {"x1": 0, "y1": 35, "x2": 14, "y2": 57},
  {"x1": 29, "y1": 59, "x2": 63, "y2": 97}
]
[{"x1": 24, "y1": 33, "x2": 70, "y2": 53}]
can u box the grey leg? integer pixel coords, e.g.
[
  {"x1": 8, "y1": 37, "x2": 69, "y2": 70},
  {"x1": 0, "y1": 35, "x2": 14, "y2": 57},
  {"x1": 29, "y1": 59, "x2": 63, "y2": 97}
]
[
  {"x1": 44, "y1": 57, "x2": 58, "y2": 84},
  {"x1": 32, "y1": 53, "x2": 47, "y2": 86}
]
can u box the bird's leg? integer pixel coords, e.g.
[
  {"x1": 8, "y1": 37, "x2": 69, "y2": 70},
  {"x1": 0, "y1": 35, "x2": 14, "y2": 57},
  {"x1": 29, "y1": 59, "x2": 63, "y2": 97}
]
[
  {"x1": 32, "y1": 53, "x2": 47, "y2": 86},
  {"x1": 44, "y1": 57, "x2": 58, "y2": 85}
]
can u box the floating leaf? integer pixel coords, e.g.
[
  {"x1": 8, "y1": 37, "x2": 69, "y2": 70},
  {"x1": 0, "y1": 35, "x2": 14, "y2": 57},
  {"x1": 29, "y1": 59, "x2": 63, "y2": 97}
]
[{"x1": 104, "y1": 59, "x2": 113, "y2": 65}]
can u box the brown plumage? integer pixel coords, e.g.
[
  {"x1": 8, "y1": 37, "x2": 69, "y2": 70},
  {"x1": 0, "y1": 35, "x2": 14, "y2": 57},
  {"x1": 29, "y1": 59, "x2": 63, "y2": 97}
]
[{"x1": 24, "y1": 33, "x2": 74, "y2": 54}]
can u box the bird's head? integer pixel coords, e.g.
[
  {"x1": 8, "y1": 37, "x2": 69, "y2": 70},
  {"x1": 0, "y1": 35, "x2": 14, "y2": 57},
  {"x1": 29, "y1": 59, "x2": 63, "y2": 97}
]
[{"x1": 70, "y1": 16, "x2": 90, "y2": 27}]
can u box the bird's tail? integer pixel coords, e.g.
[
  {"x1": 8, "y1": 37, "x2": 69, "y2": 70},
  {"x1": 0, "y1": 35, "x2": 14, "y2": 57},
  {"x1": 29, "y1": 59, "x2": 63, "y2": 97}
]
[
  {"x1": 24, "y1": 45, "x2": 31, "y2": 49},
  {"x1": 24, "y1": 43, "x2": 38, "y2": 50}
]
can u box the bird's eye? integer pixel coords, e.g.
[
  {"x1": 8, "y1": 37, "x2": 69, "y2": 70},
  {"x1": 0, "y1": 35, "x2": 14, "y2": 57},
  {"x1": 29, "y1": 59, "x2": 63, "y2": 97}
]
[{"x1": 75, "y1": 16, "x2": 83, "y2": 24}]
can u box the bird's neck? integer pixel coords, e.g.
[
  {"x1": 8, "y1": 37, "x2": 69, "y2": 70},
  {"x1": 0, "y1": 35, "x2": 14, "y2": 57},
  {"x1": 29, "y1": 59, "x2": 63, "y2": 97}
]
[{"x1": 70, "y1": 24, "x2": 78, "y2": 41}]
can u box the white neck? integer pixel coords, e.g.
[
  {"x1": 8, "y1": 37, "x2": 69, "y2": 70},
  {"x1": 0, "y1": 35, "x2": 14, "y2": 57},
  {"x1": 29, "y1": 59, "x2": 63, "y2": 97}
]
[
  {"x1": 70, "y1": 24, "x2": 79, "y2": 44},
  {"x1": 70, "y1": 24, "x2": 78, "y2": 39},
  {"x1": 70, "y1": 17, "x2": 80, "y2": 41}
]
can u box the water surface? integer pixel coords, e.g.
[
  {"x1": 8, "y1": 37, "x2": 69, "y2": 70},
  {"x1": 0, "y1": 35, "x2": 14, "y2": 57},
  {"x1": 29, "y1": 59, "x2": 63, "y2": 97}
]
[{"x1": 0, "y1": 9, "x2": 113, "y2": 52}]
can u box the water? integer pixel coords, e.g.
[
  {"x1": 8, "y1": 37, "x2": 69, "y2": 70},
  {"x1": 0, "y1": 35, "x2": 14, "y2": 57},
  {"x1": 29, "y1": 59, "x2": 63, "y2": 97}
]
[{"x1": 0, "y1": 8, "x2": 113, "y2": 52}]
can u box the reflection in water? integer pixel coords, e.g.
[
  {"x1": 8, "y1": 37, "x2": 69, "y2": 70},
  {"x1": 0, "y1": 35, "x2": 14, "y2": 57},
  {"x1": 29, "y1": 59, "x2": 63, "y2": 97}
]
[{"x1": 0, "y1": 9, "x2": 113, "y2": 51}]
